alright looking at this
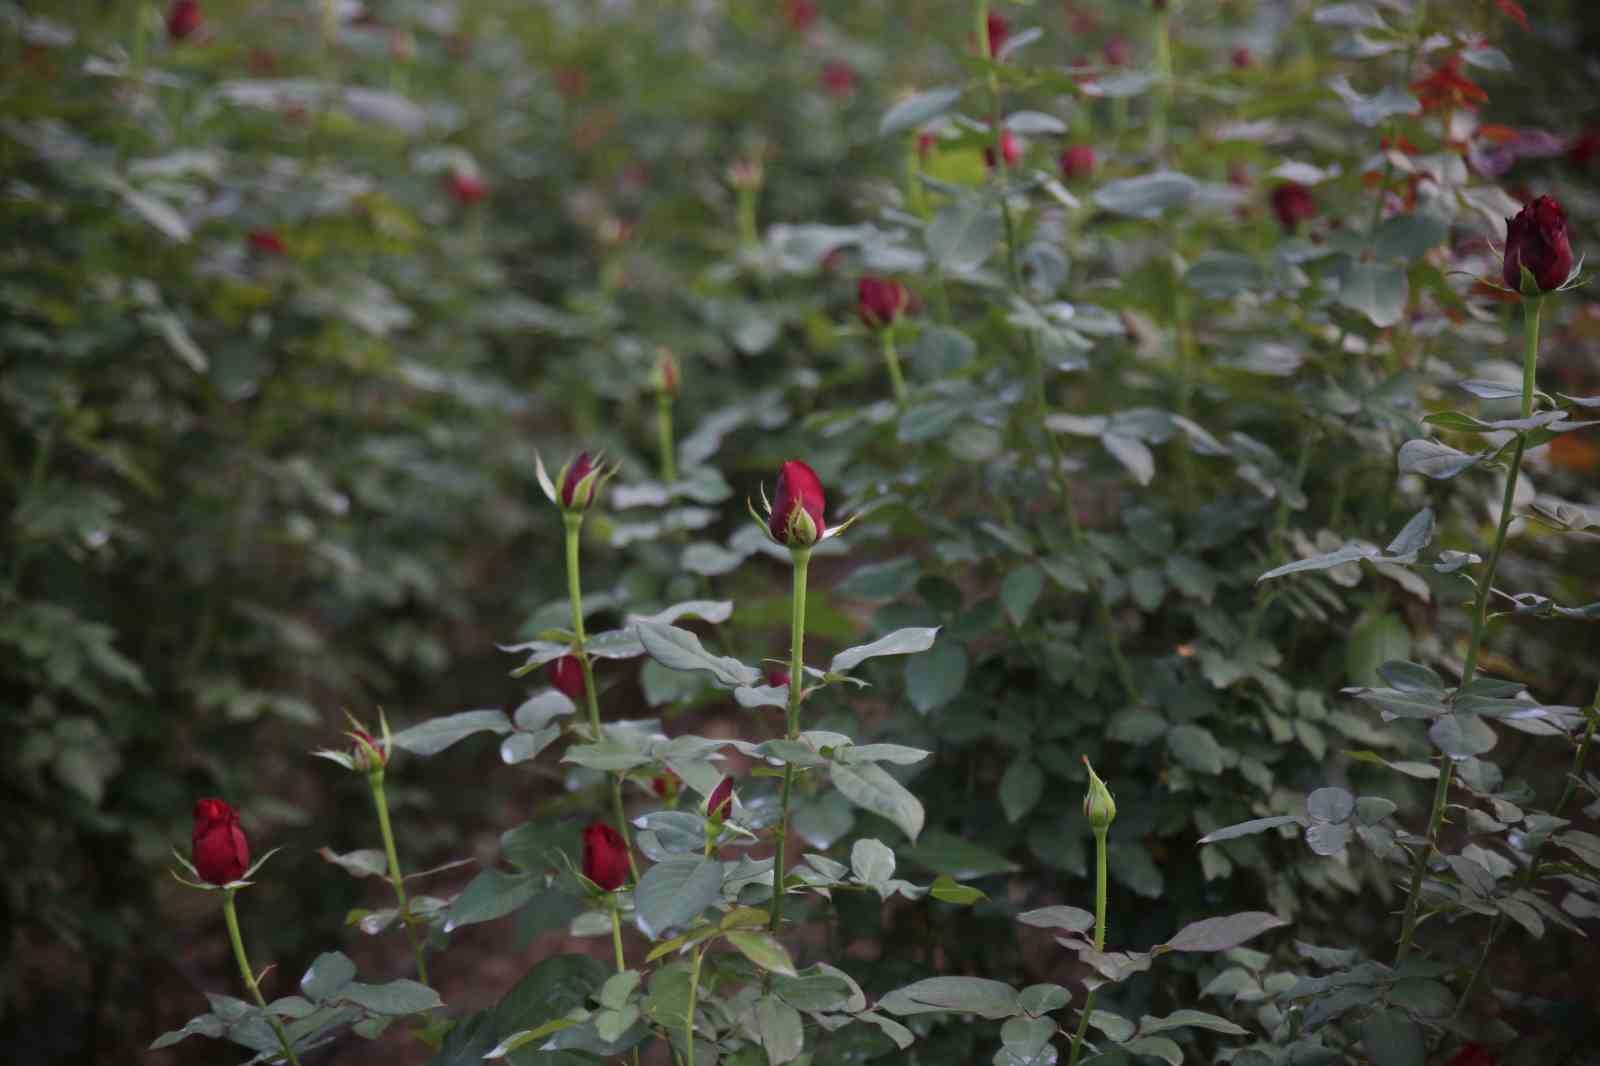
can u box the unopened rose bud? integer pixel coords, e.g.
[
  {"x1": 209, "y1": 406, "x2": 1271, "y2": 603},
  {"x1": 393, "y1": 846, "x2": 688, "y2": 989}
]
[
  {"x1": 1442, "y1": 1044, "x2": 1496, "y2": 1066},
  {"x1": 765, "y1": 668, "x2": 791, "y2": 688},
  {"x1": 984, "y1": 130, "x2": 1022, "y2": 170},
  {"x1": 350, "y1": 728, "x2": 387, "y2": 773},
  {"x1": 1104, "y1": 37, "x2": 1131, "y2": 67},
  {"x1": 447, "y1": 169, "x2": 487, "y2": 206},
  {"x1": 1270, "y1": 181, "x2": 1316, "y2": 233},
  {"x1": 727, "y1": 157, "x2": 764, "y2": 191},
  {"x1": 1231, "y1": 47, "x2": 1252, "y2": 69},
  {"x1": 652, "y1": 768, "x2": 681, "y2": 801},
  {"x1": 557, "y1": 451, "x2": 603, "y2": 512},
  {"x1": 857, "y1": 276, "x2": 910, "y2": 329},
  {"x1": 246, "y1": 229, "x2": 286, "y2": 255},
  {"x1": 1059, "y1": 144, "x2": 1096, "y2": 181},
  {"x1": 1082, "y1": 757, "x2": 1116, "y2": 832},
  {"x1": 654, "y1": 349, "x2": 680, "y2": 397},
  {"x1": 192, "y1": 798, "x2": 249, "y2": 885},
  {"x1": 785, "y1": 0, "x2": 817, "y2": 31},
  {"x1": 706, "y1": 777, "x2": 734, "y2": 820},
  {"x1": 768, "y1": 460, "x2": 826, "y2": 547},
  {"x1": 1503, "y1": 195, "x2": 1574, "y2": 293},
  {"x1": 916, "y1": 131, "x2": 937, "y2": 160},
  {"x1": 167, "y1": 0, "x2": 201, "y2": 41},
  {"x1": 821, "y1": 60, "x2": 855, "y2": 97},
  {"x1": 581, "y1": 823, "x2": 628, "y2": 891},
  {"x1": 550, "y1": 655, "x2": 585, "y2": 701},
  {"x1": 985, "y1": 13, "x2": 1009, "y2": 58}
]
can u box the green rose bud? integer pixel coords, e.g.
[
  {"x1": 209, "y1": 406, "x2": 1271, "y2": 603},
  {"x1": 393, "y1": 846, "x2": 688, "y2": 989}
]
[{"x1": 1082, "y1": 756, "x2": 1116, "y2": 832}]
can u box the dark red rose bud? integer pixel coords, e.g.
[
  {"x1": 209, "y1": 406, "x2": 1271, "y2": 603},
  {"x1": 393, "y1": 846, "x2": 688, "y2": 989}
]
[
  {"x1": 985, "y1": 13, "x2": 1009, "y2": 57},
  {"x1": 1059, "y1": 145, "x2": 1096, "y2": 181},
  {"x1": 916, "y1": 131, "x2": 937, "y2": 160},
  {"x1": 765, "y1": 669, "x2": 790, "y2": 688},
  {"x1": 447, "y1": 169, "x2": 487, "y2": 206},
  {"x1": 652, "y1": 769, "x2": 681, "y2": 800},
  {"x1": 1443, "y1": 1044, "x2": 1496, "y2": 1066},
  {"x1": 351, "y1": 728, "x2": 387, "y2": 771},
  {"x1": 706, "y1": 777, "x2": 734, "y2": 820},
  {"x1": 246, "y1": 229, "x2": 285, "y2": 255},
  {"x1": 785, "y1": 0, "x2": 817, "y2": 31},
  {"x1": 550, "y1": 655, "x2": 586, "y2": 701},
  {"x1": 167, "y1": 0, "x2": 201, "y2": 41},
  {"x1": 1570, "y1": 128, "x2": 1600, "y2": 171},
  {"x1": 192, "y1": 798, "x2": 249, "y2": 885},
  {"x1": 558, "y1": 451, "x2": 604, "y2": 511},
  {"x1": 1231, "y1": 47, "x2": 1252, "y2": 69},
  {"x1": 769, "y1": 460, "x2": 826, "y2": 546},
  {"x1": 581, "y1": 823, "x2": 628, "y2": 891},
  {"x1": 857, "y1": 276, "x2": 910, "y2": 329},
  {"x1": 1270, "y1": 182, "x2": 1317, "y2": 232},
  {"x1": 1503, "y1": 195, "x2": 1573, "y2": 293},
  {"x1": 984, "y1": 130, "x2": 1021, "y2": 170},
  {"x1": 822, "y1": 60, "x2": 855, "y2": 97},
  {"x1": 1104, "y1": 37, "x2": 1131, "y2": 67}
]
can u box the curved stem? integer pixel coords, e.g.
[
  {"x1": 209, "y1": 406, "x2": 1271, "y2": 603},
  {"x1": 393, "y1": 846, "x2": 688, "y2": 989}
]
[
  {"x1": 371, "y1": 772, "x2": 428, "y2": 986},
  {"x1": 880, "y1": 329, "x2": 907, "y2": 410},
  {"x1": 657, "y1": 393, "x2": 677, "y2": 484},
  {"x1": 222, "y1": 891, "x2": 303, "y2": 1066},
  {"x1": 565, "y1": 513, "x2": 640, "y2": 882},
  {"x1": 768, "y1": 548, "x2": 811, "y2": 934},
  {"x1": 1066, "y1": 827, "x2": 1110, "y2": 1066},
  {"x1": 1395, "y1": 296, "x2": 1542, "y2": 962}
]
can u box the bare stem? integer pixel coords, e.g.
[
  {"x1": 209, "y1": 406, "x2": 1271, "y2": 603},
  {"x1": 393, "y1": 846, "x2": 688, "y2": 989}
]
[
  {"x1": 371, "y1": 773, "x2": 429, "y2": 986},
  {"x1": 222, "y1": 891, "x2": 303, "y2": 1066},
  {"x1": 768, "y1": 548, "x2": 810, "y2": 933}
]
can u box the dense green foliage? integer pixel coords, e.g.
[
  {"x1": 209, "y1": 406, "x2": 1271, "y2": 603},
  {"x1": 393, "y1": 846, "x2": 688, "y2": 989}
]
[{"x1": 3, "y1": 1, "x2": 1599, "y2": 1064}]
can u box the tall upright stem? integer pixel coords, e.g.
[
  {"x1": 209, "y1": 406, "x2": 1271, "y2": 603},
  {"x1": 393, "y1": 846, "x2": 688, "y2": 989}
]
[
  {"x1": 1395, "y1": 296, "x2": 1543, "y2": 961},
  {"x1": 657, "y1": 393, "x2": 677, "y2": 484},
  {"x1": 1066, "y1": 825, "x2": 1109, "y2": 1066},
  {"x1": 768, "y1": 548, "x2": 811, "y2": 933},
  {"x1": 222, "y1": 891, "x2": 303, "y2": 1066},
  {"x1": 565, "y1": 513, "x2": 640, "y2": 881},
  {"x1": 1150, "y1": 8, "x2": 1172, "y2": 158},
  {"x1": 684, "y1": 945, "x2": 707, "y2": 1066},
  {"x1": 371, "y1": 772, "x2": 428, "y2": 985},
  {"x1": 879, "y1": 329, "x2": 907, "y2": 410}
]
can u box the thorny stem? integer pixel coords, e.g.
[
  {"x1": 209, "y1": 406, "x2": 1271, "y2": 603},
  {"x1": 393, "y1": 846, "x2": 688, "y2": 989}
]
[
  {"x1": 769, "y1": 548, "x2": 811, "y2": 934},
  {"x1": 565, "y1": 513, "x2": 641, "y2": 882},
  {"x1": 1066, "y1": 825, "x2": 1110, "y2": 1066},
  {"x1": 370, "y1": 772, "x2": 429, "y2": 986},
  {"x1": 1395, "y1": 296, "x2": 1542, "y2": 962},
  {"x1": 880, "y1": 328, "x2": 907, "y2": 410},
  {"x1": 1455, "y1": 687, "x2": 1598, "y2": 1014},
  {"x1": 222, "y1": 891, "x2": 303, "y2": 1066}
]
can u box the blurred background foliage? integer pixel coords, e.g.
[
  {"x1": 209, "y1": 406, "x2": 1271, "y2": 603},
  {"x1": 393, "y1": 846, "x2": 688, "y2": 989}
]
[{"x1": 2, "y1": 0, "x2": 1599, "y2": 1063}]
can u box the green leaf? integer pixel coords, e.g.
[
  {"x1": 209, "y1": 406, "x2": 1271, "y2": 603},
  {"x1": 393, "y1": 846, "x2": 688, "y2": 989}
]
[
  {"x1": 1123, "y1": 1036, "x2": 1184, "y2": 1065},
  {"x1": 1017, "y1": 906, "x2": 1094, "y2": 933},
  {"x1": 1397, "y1": 439, "x2": 1481, "y2": 480},
  {"x1": 1361, "y1": 1008, "x2": 1425, "y2": 1066},
  {"x1": 999, "y1": 759, "x2": 1045, "y2": 822},
  {"x1": 913, "y1": 326, "x2": 978, "y2": 375},
  {"x1": 772, "y1": 970, "x2": 855, "y2": 1012},
  {"x1": 830, "y1": 761, "x2": 925, "y2": 842},
  {"x1": 1017, "y1": 984, "x2": 1070, "y2": 1016},
  {"x1": 1340, "y1": 261, "x2": 1408, "y2": 327},
  {"x1": 1197, "y1": 816, "x2": 1300, "y2": 844},
  {"x1": 851, "y1": 838, "x2": 896, "y2": 883},
  {"x1": 756, "y1": 994, "x2": 805, "y2": 1064},
  {"x1": 319, "y1": 848, "x2": 389, "y2": 879},
  {"x1": 904, "y1": 830, "x2": 1021, "y2": 878},
  {"x1": 1094, "y1": 171, "x2": 1198, "y2": 218},
  {"x1": 836, "y1": 558, "x2": 921, "y2": 601},
  {"x1": 444, "y1": 869, "x2": 539, "y2": 930},
  {"x1": 1001, "y1": 565, "x2": 1046, "y2": 627},
  {"x1": 1375, "y1": 213, "x2": 1449, "y2": 259},
  {"x1": 1164, "y1": 912, "x2": 1289, "y2": 953},
  {"x1": 927, "y1": 200, "x2": 1003, "y2": 272},
  {"x1": 879, "y1": 86, "x2": 963, "y2": 136},
  {"x1": 830, "y1": 626, "x2": 940, "y2": 673},
  {"x1": 877, "y1": 977, "x2": 1021, "y2": 1020},
  {"x1": 1139, "y1": 1009, "x2": 1249, "y2": 1036},
  {"x1": 341, "y1": 979, "x2": 443, "y2": 1015},
  {"x1": 634, "y1": 855, "x2": 723, "y2": 936},
  {"x1": 905, "y1": 639, "x2": 967, "y2": 713},
  {"x1": 1184, "y1": 253, "x2": 1263, "y2": 297},
  {"x1": 1429, "y1": 713, "x2": 1497, "y2": 758},
  {"x1": 390, "y1": 709, "x2": 512, "y2": 756},
  {"x1": 725, "y1": 930, "x2": 798, "y2": 977},
  {"x1": 300, "y1": 952, "x2": 357, "y2": 1002},
  {"x1": 493, "y1": 954, "x2": 608, "y2": 1038},
  {"x1": 929, "y1": 874, "x2": 987, "y2": 905},
  {"x1": 1376, "y1": 660, "x2": 1445, "y2": 694},
  {"x1": 636, "y1": 621, "x2": 761, "y2": 687},
  {"x1": 1306, "y1": 787, "x2": 1355, "y2": 823},
  {"x1": 1166, "y1": 724, "x2": 1225, "y2": 775},
  {"x1": 1257, "y1": 544, "x2": 1377, "y2": 582}
]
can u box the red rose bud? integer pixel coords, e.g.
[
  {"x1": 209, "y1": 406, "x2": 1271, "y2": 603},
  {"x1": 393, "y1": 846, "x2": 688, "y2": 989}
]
[
  {"x1": 769, "y1": 460, "x2": 826, "y2": 546},
  {"x1": 447, "y1": 169, "x2": 487, "y2": 206},
  {"x1": 984, "y1": 129, "x2": 1021, "y2": 170},
  {"x1": 1443, "y1": 1044, "x2": 1496, "y2": 1066},
  {"x1": 1270, "y1": 182, "x2": 1316, "y2": 232},
  {"x1": 785, "y1": 0, "x2": 817, "y2": 31},
  {"x1": 706, "y1": 777, "x2": 734, "y2": 820},
  {"x1": 1503, "y1": 195, "x2": 1573, "y2": 293},
  {"x1": 550, "y1": 655, "x2": 586, "y2": 701},
  {"x1": 765, "y1": 668, "x2": 791, "y2": 688},
  {"x1": 857, "y1": 276, "x2": 910, "y2": 329},
  {"x1": 246, "y1": 229, "x2": 285, "y2": 255},
  {"x1": 167, "y1": 0, "x2": 201, "y2": 41},
  {"x1": 351, "y1": 728, "x2": 387, "y2": 772},
  {"x1": 822, "y1": 60, "x2": 855, "y2": 97},
  {"x1": 654, "y1": 348, "x2": 680, "y2": 396},
  {"x1": 985, "y1": 13, "x2": 1009, "y2": 57},
  {"x1": 558, "y1": 451, "x2": 603, "y2": 511},
  {"x1": 1104, "y1": 37, "x2": 1131, "y2": 67},
  {"x1": 1059, "y1": 145, "x2": 1096, "y2": 181},
  {"x1": 191, "y1": 798, "x2": 249, "y2": 885},
  {"x1": 652, "y1": 769, "x2": 681, "y2": 801},
  {"x1": 1231, "y1": 47, "x2": 1252, "y2": 69},
  {"x1": 581, "y1": 822, "x2": 628, "y2": 891},
  {"x1": 916, "y1": 131, "x2": 937, "y2": 160}
]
